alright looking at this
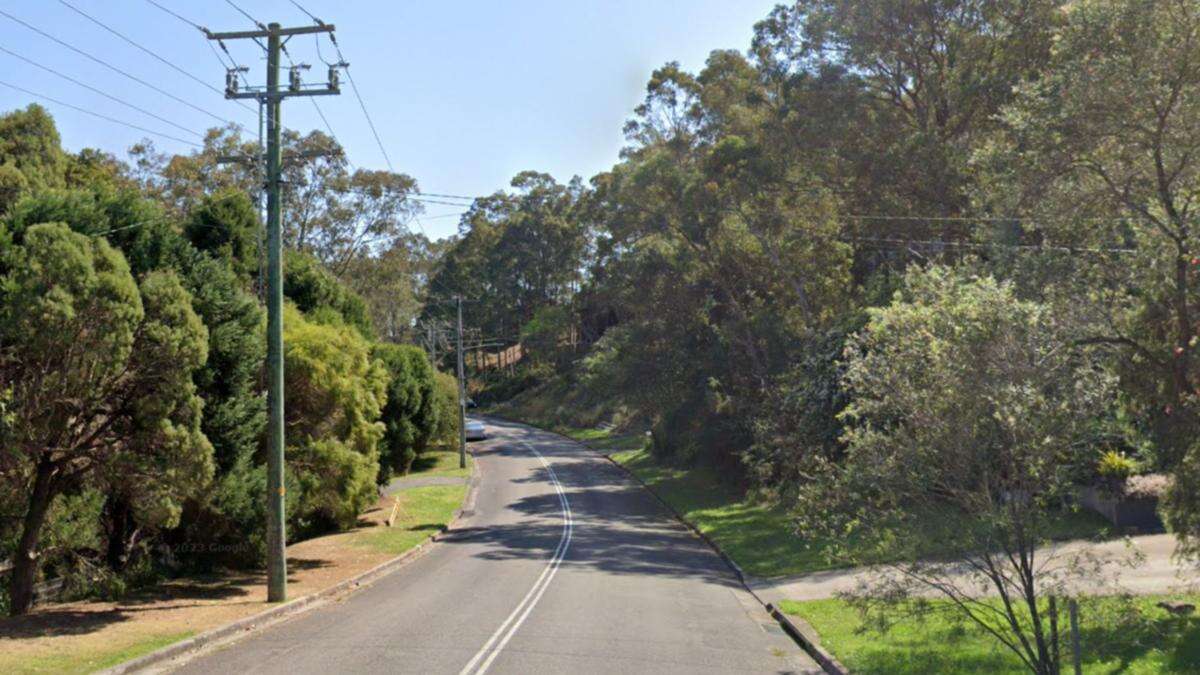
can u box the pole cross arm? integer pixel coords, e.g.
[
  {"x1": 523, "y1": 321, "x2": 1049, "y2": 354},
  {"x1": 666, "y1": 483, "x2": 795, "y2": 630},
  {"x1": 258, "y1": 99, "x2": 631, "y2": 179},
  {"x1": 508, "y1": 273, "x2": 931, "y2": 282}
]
[
  {"x1": 226, "y1": 87, "x2": 340, "y2": 101},
  {"x1": 206, "y1": 24, "x2": 334, "y2": 41}
]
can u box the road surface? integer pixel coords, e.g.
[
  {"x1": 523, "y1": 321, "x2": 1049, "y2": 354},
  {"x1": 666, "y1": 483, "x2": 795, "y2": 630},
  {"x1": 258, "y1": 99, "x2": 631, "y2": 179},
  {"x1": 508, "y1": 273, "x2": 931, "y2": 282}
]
[{"x1": 172, "y1": 418, "x2": 818, "y2": 674}]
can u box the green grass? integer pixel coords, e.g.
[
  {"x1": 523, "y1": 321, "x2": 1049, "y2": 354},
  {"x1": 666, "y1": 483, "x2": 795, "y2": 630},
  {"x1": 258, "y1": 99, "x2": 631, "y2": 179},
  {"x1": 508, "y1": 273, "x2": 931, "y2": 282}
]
[
  {"x1": 610, "y1": 447, "x2": 830, "y2": 578},
  {"x1": 406, "y1": 447, "x2": 473, "y2": 479},
  {"x1": 560, "y1": 428, "x2": 646, "y2": 453},
  {"x1": 782, "y1": 596, "x2": 1200, "y2": 674},
  {"x1": 354, "y1": 484, "x2": 467, "y2": 554},
  {"x1": 0, "y1": 631, "x2": 195, "y2": 674},
  {"x1": 608, "y1": 447, "x2": 1116, "y2": 579}
]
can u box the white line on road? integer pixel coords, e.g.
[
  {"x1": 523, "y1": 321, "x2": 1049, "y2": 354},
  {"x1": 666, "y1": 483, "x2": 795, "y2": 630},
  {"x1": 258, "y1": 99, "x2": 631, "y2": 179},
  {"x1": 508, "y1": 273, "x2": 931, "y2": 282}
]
[{"x1": 459, "y1": 440, "x2": 573, "y2": 675}]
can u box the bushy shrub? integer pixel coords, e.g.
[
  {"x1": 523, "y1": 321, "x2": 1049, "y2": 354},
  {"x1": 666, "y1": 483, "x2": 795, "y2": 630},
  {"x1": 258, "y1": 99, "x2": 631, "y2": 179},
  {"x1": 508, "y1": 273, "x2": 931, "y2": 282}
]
[
  {"x1": 431, "y1": 371, "x2": 462, "y2": 448},
  {"x1": 374, "y1": 343, "x2": 438, "y2": 479},
  {"x1": 283, "y1": 305, "x2": 387, "y2": 534},
  {"x1": 1097, "y1": 450, "x2": 1138, "y2": 482},
  {"x1": 284, "y1": 250, "x2": 373, "y2": 338}
]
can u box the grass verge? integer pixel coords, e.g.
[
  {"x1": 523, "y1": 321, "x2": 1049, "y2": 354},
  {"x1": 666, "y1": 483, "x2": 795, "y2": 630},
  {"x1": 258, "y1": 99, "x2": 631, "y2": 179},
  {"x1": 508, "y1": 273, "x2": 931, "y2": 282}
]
[
  {"x1": 0, "y1": 447, "x2": 473, "y2": 674},
  {"x1": 781, "y1": 596, "x2": 1200, "y2": 674},
  {"x1": 1, "y1": 631, "x2": 195, "y2": 675},
  {"x1": 608, "y1": 446, "x2": 828, "y2": 578},
  {"x1": 604, "y1": 444, "x2": 1112, "y2": 579},
  {"x1": 354, "y1": 484, "x2": 467, "y2": 554},
  {"x1": 406, "y1": 447, "x2": 473, "y2": 480}
]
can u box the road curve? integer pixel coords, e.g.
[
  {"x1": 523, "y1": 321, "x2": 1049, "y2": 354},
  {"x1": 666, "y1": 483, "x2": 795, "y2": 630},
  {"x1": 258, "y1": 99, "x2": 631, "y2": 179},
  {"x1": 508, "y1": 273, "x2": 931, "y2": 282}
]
[{"x1": 172, "y1": 418, "x2": 819, "y2": 674}]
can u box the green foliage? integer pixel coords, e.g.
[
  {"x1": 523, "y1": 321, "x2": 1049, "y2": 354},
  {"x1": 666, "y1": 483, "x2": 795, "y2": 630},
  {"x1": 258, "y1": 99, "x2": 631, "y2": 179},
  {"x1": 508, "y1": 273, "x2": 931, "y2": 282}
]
[
  {"x1": 430, "y1": 371, "x2": 461, "y2": 448},
  {"x1": 373, "y1": 343, "x2": 438, "y2": 479},
  {"x1": 783, "y1": 595, "x2": 1200, "y2": 675},
  {"x1": 284, "y1": 249, "x2": 374, "y2": 338},
  {"x1": 283, "y1": 305, "x2": 386, "y2": 534},
  {"x1": 184, "y1": 189, "x2": 260, "y2": 282},
  {"x1": 0, "y1": 223, "x2": 211, "y2": 614},
  {"x1": 1097, "y1": 450, "x2": 1138, "y2": 481},
  {"x1": 747, "y1": 315, "x2": 865, "y2": 497},
  {"x1": 520, "y1": 304, "x2": 575, "y2": 368},
  {"x1": 797, "y1": 266, "x2": 1115, "y2": 672},
  {"x1": 0, "y1": 164, "x2": 28, "y2": 216},
  {"x1": 0, "y1": 104, "x2": 67, "y2": 193}
]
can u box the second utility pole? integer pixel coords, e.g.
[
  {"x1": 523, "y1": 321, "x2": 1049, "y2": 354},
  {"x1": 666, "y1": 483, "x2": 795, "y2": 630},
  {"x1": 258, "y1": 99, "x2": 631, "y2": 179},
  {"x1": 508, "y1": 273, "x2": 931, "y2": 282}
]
[
  {"x1": 456, "y1": 297, "x2": 467, "y2": 469},
  {"x1": 208, "y1": 20, "x2": 341, "y2": 604}
]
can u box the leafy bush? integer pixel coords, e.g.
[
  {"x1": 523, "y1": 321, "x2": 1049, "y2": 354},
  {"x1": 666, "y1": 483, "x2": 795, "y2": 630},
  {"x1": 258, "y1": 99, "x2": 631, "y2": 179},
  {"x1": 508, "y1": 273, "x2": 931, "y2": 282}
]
[
  {"x1": 374, "y1": 343, "x2": 438, "y2": 479},
  {"x1": 284, "y1": 250, "x2": 373, "y2": 338},
  {"x1": 283, "y1": 305, "x2": 387, "y2": 534},
  {"x1": 1097, "y1": 450, "x2": 1138, "y2": 482},
  {"x1": 431, "y1": 371, "x2": 461, "y2": 448}
]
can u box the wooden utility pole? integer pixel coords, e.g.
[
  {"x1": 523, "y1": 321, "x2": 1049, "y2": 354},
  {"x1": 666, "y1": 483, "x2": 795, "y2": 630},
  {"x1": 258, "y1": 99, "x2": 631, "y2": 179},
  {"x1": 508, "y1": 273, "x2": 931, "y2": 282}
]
[
  {"x1": 456, "y1": 297, "x2": 467, "y2": 469},
  {"x1": 207, "y1": 20, "x2": 341, "y2": 604}
]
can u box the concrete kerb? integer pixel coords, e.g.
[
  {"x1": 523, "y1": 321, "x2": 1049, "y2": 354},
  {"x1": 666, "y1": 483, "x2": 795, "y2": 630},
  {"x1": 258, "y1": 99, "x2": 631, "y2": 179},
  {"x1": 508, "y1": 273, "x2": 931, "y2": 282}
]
[{"x1": 101, "y1": 446, "x2": 483, "y2": 675}]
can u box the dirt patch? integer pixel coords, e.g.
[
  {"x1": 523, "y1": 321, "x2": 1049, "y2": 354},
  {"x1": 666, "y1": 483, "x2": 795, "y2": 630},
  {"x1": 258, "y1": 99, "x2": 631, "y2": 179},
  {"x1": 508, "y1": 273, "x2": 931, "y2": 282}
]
[{"x1": 0, "y1": 496, "x2": 431, "y2": 674}]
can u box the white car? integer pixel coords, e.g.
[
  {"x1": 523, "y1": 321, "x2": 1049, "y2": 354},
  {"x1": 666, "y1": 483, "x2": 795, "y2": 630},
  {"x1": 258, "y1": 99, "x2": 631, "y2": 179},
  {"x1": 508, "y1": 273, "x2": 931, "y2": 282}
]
[{"x1": 465, "y1": 420, "x2": 487, "y2": 441}]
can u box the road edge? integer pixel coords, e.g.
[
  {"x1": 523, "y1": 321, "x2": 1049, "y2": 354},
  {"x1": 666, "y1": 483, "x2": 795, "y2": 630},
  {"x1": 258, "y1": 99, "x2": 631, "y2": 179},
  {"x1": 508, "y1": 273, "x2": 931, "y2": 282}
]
[
  {"x1": 594, "y1": 451, "x2": 848, "y2": 675},
  {"x1": 470, "y1": 416, "x2": 849, "y2": 674},
  {"x1": 100, "y1": 446, "x2": 483, "y2": 675}
]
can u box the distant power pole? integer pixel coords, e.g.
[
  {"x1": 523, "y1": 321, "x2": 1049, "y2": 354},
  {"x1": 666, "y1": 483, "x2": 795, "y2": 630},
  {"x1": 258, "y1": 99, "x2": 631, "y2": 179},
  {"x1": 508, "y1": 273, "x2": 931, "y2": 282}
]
[
  {"x1": 207, "y1": 20, "x2": 341, "y2": 604},
  {"x1": 428, "y1": 323, "x2": 437, "y2": 366},
  {"x1": 456, "y1": 297, "x2": 467, "y2": 469}
]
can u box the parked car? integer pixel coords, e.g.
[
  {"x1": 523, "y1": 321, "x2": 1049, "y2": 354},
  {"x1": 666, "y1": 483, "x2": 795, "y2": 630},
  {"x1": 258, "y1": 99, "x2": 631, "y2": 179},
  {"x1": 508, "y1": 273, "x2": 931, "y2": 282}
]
[{"x1": 465, "y1": 420, "x2": 487, "y2": 441}]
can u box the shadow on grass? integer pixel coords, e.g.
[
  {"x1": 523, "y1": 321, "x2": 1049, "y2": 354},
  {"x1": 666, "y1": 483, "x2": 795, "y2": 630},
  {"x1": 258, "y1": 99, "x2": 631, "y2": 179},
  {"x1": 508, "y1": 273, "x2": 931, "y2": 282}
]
[
  {"x1": 0, "y1": 573, "x2": 262, "y2": 639},
  {"x1": 0, "y1": 608, "x2": 132, "y2": 639}
]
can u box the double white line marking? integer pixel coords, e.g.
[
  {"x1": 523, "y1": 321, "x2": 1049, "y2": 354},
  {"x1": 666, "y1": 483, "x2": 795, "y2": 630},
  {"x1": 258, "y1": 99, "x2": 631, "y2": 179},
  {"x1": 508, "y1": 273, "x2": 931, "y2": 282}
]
[{"x1": 459, "y1": 441, "x2": 573, "y2": 675}]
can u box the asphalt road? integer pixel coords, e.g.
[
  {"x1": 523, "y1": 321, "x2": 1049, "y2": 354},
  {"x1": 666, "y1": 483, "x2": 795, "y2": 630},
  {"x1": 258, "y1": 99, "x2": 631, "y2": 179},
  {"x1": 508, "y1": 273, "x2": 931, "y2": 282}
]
[{"x1": 172, "y1": 418, "x2": 818, "y2": 674}]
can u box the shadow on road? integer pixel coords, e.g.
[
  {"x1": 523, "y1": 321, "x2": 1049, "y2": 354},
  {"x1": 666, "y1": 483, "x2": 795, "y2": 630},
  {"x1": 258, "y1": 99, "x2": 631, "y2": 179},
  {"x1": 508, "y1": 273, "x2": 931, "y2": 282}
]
[{"x1": 444, "y1": 418, "x2": 741, "y2": 588}]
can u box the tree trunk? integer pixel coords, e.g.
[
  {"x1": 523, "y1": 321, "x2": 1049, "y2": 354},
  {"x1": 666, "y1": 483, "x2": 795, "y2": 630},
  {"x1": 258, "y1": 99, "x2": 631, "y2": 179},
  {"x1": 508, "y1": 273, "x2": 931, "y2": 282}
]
[
  {"x1": 8, "y1": 458, "x2": 57, "y2": 616},
  {"x1": 104, "y1": 495, "x2": 134, "y2": 572}
]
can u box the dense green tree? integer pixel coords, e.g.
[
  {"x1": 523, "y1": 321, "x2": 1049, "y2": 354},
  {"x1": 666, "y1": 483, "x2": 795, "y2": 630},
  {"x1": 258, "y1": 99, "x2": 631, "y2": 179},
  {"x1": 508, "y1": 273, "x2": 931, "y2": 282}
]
[
  {"x1": 0, "y1": 104, "x2": 67, "y2": 194},
  {"x1": 978, "y1": 0, "x2": 1200, "y2": 554},
  {"x1": 184, "y1": 189, "x2": 261, "y2": 283},
  {"x1": 798, "y1": 266, "x2": 1114, "y2": 675},
  {"x1": 284, "y1": 249, "x2": 374, "y2": 337},
  {"x1": 283, "y1": 306, "x2": 386, "y2": 534},
  {"x1": 373, "y1": 343, "x2": 438, "y2": 479},
  {"x1": 0, "y1": 224, "x2": 211, "y2": 615}
]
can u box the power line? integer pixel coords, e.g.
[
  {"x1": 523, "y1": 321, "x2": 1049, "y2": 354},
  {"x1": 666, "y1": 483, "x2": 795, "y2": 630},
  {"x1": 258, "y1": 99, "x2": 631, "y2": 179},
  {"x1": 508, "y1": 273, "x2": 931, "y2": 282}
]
[
  {"x1": 0, "y1": 8, "x2": 246, "y2": 133},
  {"x1": 0, "y1": 78, "x2": 202, "y2": 148},
  {"x1": 342, "y1": 66, "x2": 394, "y2": 172},
  {"x1": 56, "y1": 0, "x2": 257, "y2": 117},
  {"x1": 841, "y1": 213, "x2": 1132, "y2": 225},
  {"x1": 414, "y1": 191, "x2": 475, "y2": 202},
  {"x1": 291, "y1": 5, "x2": 395, "y2": 173},
  {"x1": 409, "y1": 196, "x2": 476, "y2": 209},
  {"x1": 142, "y1": 0, "x2": 255, "y2": 93},
  {"x1": 143, "y1": 0, "x2": 203, "y2": 32},
  {"x1": 223, "y1": 0, "x2": 267, "y2": 30},
  {"x1": 845, "y1": 236, "x2": 1134, "y2": 255},
  {"x1": 0, "y1": 45, "x2": 204, "y2": 139},
  {"x1": 287, "y1": 0, "x2": 321, "y2": 22}
]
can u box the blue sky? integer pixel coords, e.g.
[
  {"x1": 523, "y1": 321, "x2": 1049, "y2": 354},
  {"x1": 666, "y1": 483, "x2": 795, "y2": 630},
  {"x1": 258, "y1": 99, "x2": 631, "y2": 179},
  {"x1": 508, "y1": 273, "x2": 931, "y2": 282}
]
[{"x1": 1, "y1": 1, "x2": 779, "y2": 238}]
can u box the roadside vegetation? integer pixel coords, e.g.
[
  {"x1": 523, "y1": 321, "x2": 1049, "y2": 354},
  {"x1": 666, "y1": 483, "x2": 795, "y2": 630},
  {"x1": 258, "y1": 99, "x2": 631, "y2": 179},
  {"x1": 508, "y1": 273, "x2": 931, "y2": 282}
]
[
  {"x1": 451, "y1": 1, "x2": 1200, "y2": 671},
  {"x1": 0, "y1": 444, "x2": 470, "y2": 674},
  {"x1": 782, "y1": 596, "x2": 1200, "y2": 674},
  {"x1": 0, "y1": 105, "x2": 462, "y2": 618}
]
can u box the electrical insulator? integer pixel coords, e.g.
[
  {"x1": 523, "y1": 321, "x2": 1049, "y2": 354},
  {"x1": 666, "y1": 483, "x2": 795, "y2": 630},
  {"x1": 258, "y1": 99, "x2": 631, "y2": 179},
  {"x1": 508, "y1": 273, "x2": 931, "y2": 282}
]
[
  {"x1": 289, "y1": 67, "x2": 302, "y2": 93},
  {"x1": 225, "y1": 70, "x2": 239, "y2": 96},
  {"x1": 328, "y1": 66, "x2": 340, "y2": 93}
]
